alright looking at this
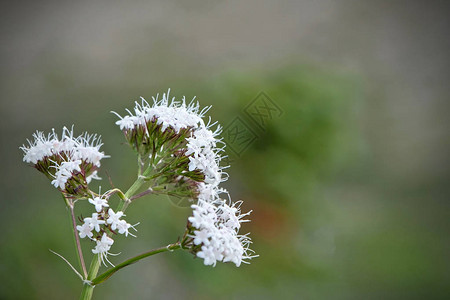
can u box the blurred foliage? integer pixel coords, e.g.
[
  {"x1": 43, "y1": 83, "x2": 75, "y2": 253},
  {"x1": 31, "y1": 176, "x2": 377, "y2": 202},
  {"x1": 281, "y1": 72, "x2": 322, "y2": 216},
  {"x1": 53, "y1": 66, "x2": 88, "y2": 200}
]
[
  {"x1": 1, "y1": 64, "x2": 449, "y2": 300},
  {"x1": 163, "y1": 66, "x2": 363, "y2": 299}
]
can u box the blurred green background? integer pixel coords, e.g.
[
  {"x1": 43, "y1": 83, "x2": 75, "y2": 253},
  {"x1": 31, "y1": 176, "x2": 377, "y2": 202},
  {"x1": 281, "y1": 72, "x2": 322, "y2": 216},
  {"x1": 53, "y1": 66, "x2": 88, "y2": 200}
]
[{"x1": 1, "y1": 1, "x2": 449, "y2": 299}]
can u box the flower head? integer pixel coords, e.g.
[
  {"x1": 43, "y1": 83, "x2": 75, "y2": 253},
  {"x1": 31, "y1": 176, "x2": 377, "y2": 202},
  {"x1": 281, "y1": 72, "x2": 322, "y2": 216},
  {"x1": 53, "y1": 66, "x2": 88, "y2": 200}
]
[
  {"x1": 21, "y1": 127, "x2": 108, "y2": 197},
  {"x1": 115, "y1": 90, "x2": 256, "y2": 267},
  {"x1": 185, "y1": 199, "x2": 256, "y2": 267},
  {"x1": 113, "y1": 90, "x2": 227, "y2": 201}
]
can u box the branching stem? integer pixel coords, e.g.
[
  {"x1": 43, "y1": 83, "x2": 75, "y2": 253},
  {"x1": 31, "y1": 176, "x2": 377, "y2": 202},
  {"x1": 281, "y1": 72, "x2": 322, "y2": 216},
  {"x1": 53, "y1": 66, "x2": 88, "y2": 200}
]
[
  {"x1": 91, "y1": 242, "x2": 181, "y2": 285},
  {"x1": 129, "y1": 188, "x2": 154, "y2": 201}
]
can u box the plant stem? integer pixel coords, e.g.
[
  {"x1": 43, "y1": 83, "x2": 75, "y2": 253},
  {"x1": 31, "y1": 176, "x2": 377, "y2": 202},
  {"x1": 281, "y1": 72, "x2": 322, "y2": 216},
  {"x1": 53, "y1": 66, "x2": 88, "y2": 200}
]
[
  {"x1": 91, "y1": 242, "x2": 181, "y2": 285},
  {"x1": 129, "y1": 188, "x2": 154, "y2": 201},
  {"x1": 69, "y1": 203, "x2": 88, "y2": 278},
  {"x1": 103, "y1": 188, "x2": 127, "y2": 202},
  {"x1": 118, "y1": 176, "x2": 146, "y2": 211},
  {"x1": 79, "y1": 254, "x2": 101, "y2": 300}
]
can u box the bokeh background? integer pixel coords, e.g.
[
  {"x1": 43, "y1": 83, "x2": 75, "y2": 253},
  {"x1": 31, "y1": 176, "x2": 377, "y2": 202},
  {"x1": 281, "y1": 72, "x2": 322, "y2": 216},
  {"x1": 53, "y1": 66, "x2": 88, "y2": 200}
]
[{"x1": 1, "y1": 1, "x2": 449, "y2": 299}]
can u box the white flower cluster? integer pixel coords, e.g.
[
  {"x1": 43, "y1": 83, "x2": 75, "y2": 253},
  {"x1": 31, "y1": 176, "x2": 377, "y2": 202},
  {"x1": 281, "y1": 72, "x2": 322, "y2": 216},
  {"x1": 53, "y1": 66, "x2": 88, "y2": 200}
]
[
  {"x1": 77, "y1": 194, "x2": 137, "y2": 266},
  {"x1": 189, "y1": 200, "x2": 254, "y2": 267},
  {"x1": 114, "y1": 90, "x2": 206, "y2": 133},
  {"x1": 114, "y1": 90, "x2": 227, "y2": 197},
  {"x1": 115, "y1": 90, "x2": 255, "y2": 267},
  {"x1": 51, "y1": 160, "x2": 82, "y2": 189},
  {"x1": 21, "y1": 127, "x2": 107, "y2": 190},
  {"x1": 186, "y1": 125, "x2": 225, "y2": 187}
]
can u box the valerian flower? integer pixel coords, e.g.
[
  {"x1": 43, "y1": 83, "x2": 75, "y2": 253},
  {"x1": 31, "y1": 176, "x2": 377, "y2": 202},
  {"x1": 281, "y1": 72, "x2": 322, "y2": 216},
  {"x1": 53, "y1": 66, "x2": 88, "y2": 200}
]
[
  {"x1": 89, "y1": 196, "x2": 109, "y2": 213},
  {"x1": 76, "y1": 222, "x2": 94, "y2": 239},
  {"x1": 106, "y1": 209, "x2": 124, "y2": 231},
  {"x1": 83, "y1": 213, "x2": 105, "y2": 233},
  {"x1": 116, "y1": 220, "x2": 138, "y2": 237},
  {"x1": 185, "y1": 199, "x2": 255, "y2": 267},
  {"x1": 21, "y1": 89, "x2": 257, "y2": 298},
  {"x1": 77, "y1": 193, "x2": 138, "y2": 264},
  {"x1": 114, "y1": 90, "x2": 256, "y2": 267},
  {"x1": 21, "y1": 127, "x2": 108, "y2": 197},
  {"x1": 92, "y1": 233, "x2": 115, "y2": 266}
]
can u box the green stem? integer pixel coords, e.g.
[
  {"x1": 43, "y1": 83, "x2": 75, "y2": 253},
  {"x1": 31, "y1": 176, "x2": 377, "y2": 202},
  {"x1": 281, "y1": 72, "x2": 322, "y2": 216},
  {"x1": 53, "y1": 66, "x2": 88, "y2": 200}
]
[
  {"x1": 79, "y1": 255, "x2": 101, "y2": 300},
  {"x1": 103, "y1": 188, "x2": 127, "y2": 202},
  {"x1": 91, "y1": 242, "x2": 181, "y2": 285},
  {"x1": 117, "y1": 176, "x2": 146, "y2": 211}
]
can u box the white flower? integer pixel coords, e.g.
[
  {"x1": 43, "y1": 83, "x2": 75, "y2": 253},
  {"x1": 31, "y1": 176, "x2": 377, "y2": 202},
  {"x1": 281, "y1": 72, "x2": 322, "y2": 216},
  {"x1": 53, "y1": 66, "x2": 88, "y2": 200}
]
[
  {"x1": 86, "y1": 170, "x2": 101, "y2": 184},
  {"x1": 188, "y1": 202, "x2": 216, "y2": 228},
  {"x1": 106, "y1": 209, "x2": 124, "y2": 230},
  {"x1": 48, "y1": 158, "x2": 82, "y2": 189},
  {"x1": 60, "y1": 160, "x2": 82, "y2": 173},
  {"x1": 116, "y1": 220, "x2": 137, "y2": 237},
  {"x1": 196, "y1": 245, "x2": 217, "y2": 266},
  {"x1": 89, "y1": 197, "x2": 109, "y2": 213},
  {"x1": 197, "y1": 183, "x2": 227, "y2": 203},
  {"x1": 219, "y1": 201, "x2": 250, "y2": 231},
  {"x1": 92, "y1": 233, "x2": 114, "y2": 254},
  {"x1": 113, "y1": 90, "x2": 228, "y2": 195},
  {"x1": 21, "y1": 127, "x2": 107, "y2": 190},
  {"x1": 21, "y1": 130, "x2": 57, "y2": 164},
  {"x1": 51, "y1": 173, "x2": 68, "y2": 189},
  {"x1": 76, "y1": 146, "x2": 106, "y2": 167},
  {"x1": 188, "y1": 199, "x2": 256, "y2": 267},
  {"x1": 113, "y1": 91, "x2": 256, "y2": 267},
  {"x1": 76, "y1": 222, "x2": 94, "y2": 239},
  {"x1": 193, "y1": 228, "x2": 211, "y2": 246},
  {"x1": 115, "y1": 115, "x2": 136, "y2": 130},
  {"x1": 92, "y1": 233, "x2": 116, "y2": 266},
  {"x1": 83, "y1": 213, "x2": 105, "y2": 232},
  {"x1": 113, "y1": 90, "x2": 206, "y2": 135}
]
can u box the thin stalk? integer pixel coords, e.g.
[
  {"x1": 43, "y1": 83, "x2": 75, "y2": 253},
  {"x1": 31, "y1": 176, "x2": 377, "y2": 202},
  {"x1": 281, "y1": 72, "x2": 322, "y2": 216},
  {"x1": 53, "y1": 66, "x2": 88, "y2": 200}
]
[
  {"x1": 103, "y1": 188, "x2": 127, "y2": 202},
  {"x1": 91, "y1": 242, "x2": 181, "y2": 285},
  {"x1": 129, "y1": 188, "x2": 154, "y2": 201},
  {"x1": 69, "y1": 203, "x2": 88, "y2": 278},
  {"x1": 137, "y1": 154, "x2": 143, "y2": 176}
]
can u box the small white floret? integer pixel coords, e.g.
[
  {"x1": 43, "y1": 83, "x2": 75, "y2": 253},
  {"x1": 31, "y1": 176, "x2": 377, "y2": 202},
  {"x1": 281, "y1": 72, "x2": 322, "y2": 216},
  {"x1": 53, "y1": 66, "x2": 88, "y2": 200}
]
[{"x1": 88, "y1": 197, "x2": 109, "y2": 213}]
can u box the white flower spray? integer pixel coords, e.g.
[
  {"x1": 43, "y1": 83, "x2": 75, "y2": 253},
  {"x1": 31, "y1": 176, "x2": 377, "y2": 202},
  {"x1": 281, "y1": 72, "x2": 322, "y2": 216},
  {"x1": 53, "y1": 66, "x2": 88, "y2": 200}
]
[
  {"x1": 22, "y1": 90, "x2": 256, "y2": 299},
  {"x1": 21, "y1": 127, "x2": 107, "y2": 198}
]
